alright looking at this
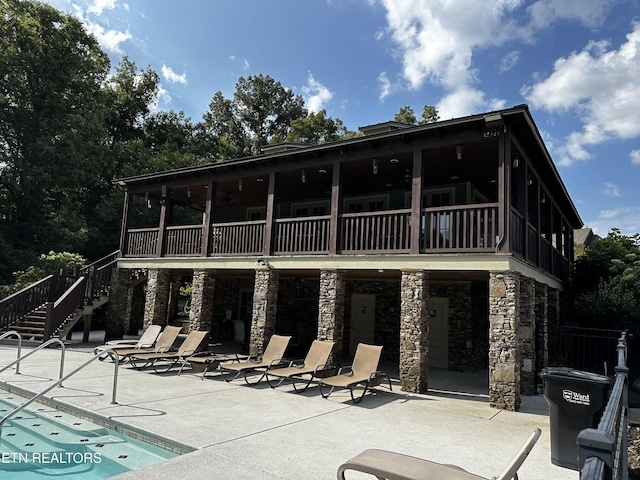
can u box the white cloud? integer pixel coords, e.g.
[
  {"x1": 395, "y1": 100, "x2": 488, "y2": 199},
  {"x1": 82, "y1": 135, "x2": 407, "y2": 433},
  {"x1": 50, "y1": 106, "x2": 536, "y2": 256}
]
[
  {"x1": 379, "y1": 0, "x2": 524, "y2": 118},
  {"x1": 602, "y1": 182, "x2": 620, "y2": 197},
  {"x1": 302, "y1": 73, "x2": 333, "y2": 113},
  {"x1": 587, "y1": 206, "x2": 640, "y2": 237},
  {"x1": 161, "y1": 65, "x2": 187, "y2": 84},
  {"x1": 229, "y1": 56, "x2": 251, "y2": 70},
  {"x1": 630, "y1": 150, "x2": 640, "y2": 165},
  {"x1": 84, "y1": 21, "x2": 131, "y2": 53},
  {"x1": 152, "y1": 86, "x2": 171, "y2": 112},
  {"x1": 500, "y1": 50, "x2": 520, "y2": 73},
  {"x1": 523, "y1": 22, "x2": 640, "y2": 166},
  {"x1": 378, "y1": 72, "x2": 392, "y2": 101},
  {"x1": 87, "y1": 0, "x2": 117, "y2": 16},
  {"x1": 527, "y1": 0, "x2": 615, "y2": 29}
]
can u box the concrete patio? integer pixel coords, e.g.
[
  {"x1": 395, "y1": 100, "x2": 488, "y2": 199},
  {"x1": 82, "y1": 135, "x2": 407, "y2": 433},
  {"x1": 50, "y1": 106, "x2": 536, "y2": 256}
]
[{"x1": 0, "y1": 336, "x2": 578, "y2": 480}]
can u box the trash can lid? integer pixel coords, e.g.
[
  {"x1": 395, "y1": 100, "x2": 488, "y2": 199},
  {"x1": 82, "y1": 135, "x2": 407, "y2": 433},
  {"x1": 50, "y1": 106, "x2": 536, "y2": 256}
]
[{"x1": 541, "y1": 367, "x2": 610, "y2": 384}]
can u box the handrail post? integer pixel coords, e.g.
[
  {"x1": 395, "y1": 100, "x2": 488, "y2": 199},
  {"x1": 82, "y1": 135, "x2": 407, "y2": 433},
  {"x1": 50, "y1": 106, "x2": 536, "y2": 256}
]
[
  {"x1": 0, "y1": 331, "x2": 22, "y2": 374},
  {"x1": 0, "y1": 338, "x2": 65, "y2": 380},
  {"x1": 0, "y1": 348, "x2": 119, "y2": 438}
]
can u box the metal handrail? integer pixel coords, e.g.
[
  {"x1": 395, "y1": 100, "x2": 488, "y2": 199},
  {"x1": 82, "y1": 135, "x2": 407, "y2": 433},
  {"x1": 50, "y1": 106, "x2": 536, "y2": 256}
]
[
  {"x1": 0, "y1": 338, "x2": 65, "y2": 382},
  {"x1": 0, "y1": 348, "x2": 120, "y2": 437},
  {"x1": 0, "y1": 331, "x2": 22, "y2": 374}
]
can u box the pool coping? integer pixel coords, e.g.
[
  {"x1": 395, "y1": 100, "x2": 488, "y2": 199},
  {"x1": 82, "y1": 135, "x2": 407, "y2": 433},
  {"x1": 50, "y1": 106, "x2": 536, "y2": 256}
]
[{"x1": 0, "y1": 382, "x2": 195, "y2": 456}]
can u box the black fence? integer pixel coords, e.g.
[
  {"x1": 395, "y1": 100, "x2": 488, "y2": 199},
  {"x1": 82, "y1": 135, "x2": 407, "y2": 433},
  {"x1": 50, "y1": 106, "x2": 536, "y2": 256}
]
[
  {"x1": 548, "y1": 326, "x2": 623, "y2": 376},
  {"x1": 578, "y1": 331, "x2": 628, "y2": 480}
]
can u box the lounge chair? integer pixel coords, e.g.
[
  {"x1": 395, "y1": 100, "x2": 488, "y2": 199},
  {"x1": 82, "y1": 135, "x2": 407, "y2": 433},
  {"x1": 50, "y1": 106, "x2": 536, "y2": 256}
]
[
  {"x1": 319, "y1": 343, "x2": 391, "y2": 404},
  {"x1": 336, "y1": 427, "x2": 542, "y2": 480},
  {"x1": 177, "y1": 351, "x2": 250, "y2": 379},
  {"x1": 265, "y1": 340, "x2": 335, "y2": 392},
  {"x1": 93, "y1": 324, "x2": 162, "y2": 357},
  {"x1": 128, "y1": 329, "x2": 208, "y2": 372},
  {"x1": 101, "y1": 325, "x2": 182, "y2": 363},
  {"x1": 219, "y1": 334, "x2": 291, "y2": 385}
]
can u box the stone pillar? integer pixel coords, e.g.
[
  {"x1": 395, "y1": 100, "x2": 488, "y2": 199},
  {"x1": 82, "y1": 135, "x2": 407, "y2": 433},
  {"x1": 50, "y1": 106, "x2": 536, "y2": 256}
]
[
  {"x1": 106, "y1": 267, "x2": 132, "y2": 342},
  {"x1": 535, "y1": 281, "x2": 548, "y2": 393},
  {"x1": 519, "y1": 277, "x2": 535, "y2": 395},
  {"x1": 317, "y1": 270, "x2": 346, "y2": 366},
  {"x1": 399, "y1": 270, "x2": 429, "y2": 393},
  {"x1": 249, "y1": 268, "x2": 279, "y2": 357},
  {"x1": 189, "y1": 270, "x2": 216, "y2": 347},
  {"x1": 143, "y1": 268, "x2": 171, "y2": 329},
  {"x1": 489, "y1": 271, "x2": 521, "y2": 411}
]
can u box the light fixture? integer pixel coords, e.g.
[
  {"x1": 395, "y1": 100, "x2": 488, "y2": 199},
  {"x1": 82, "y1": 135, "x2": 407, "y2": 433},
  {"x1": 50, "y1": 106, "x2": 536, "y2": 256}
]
[
  {"x1": 256, "y1": 178, "x2": 264, "y2": 182},
  {"x1": 159, "y1": 185, "x2": 167, "y2": 205},
  {"x1": 187, "y1": 187, "x2": 191, "y2": 199},
  {"x1": 451, "y1": 175, "x2": 459, "y2": 181},
  {"x1": 541, "y1": 192, "x2": 546, "y2": 204},
  {"x1": 238, "y1": 178, "x2": 243, "y2": 191},
  {"x1": 513, "y1": 157, "x2": 519, "y2": 168},
  {"x1": 318, "y1": 169, "x2": 327, "y2": 174},
  {"x1": 301, "y1": 169, "x2": 306, "y2": 183},
  {"x1": 456, "y1": 145, "x2": 463, "y2": 160},
  {"x1": 373, "y1": 158, "x2": 378, "y2": 174},
  {"x1": 390, "y1": 158, "x2": 399, "y2": 164}
]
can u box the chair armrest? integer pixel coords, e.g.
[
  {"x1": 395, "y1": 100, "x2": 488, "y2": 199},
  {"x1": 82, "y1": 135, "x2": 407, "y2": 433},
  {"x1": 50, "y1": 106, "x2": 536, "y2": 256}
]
[
  {"x1": 337, "y1": 365, "x2": 354, "y2": 376},
  {"x1": 268, "y1": 358, "x2": 289, "y2": 368},
  {"x1": 313, "y1": 364, "x2": 337, "y2": 378},
  {"x1": 367, "y1": 371, "x2": 388, "y2": 387}
]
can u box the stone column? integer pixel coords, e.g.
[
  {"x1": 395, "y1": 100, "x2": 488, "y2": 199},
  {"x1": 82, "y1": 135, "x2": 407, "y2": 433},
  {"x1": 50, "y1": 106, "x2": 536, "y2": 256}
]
[
  {"x1": 489, "y1": 271, "x2": 521, "y2": 411},
  {"x1": 143, "y1": 268, "x2": 171, "y2": 329},
  {"x1": 399, "y1": 270, "x2": 429, "y2": 393},
  {"x1": 535, "y1": 281, "x2": 548, "y2": 393},
  {"x1": 106, "y1": 267, "x2": 132, "y2": 342},
  {"x1": 249, "y1": 268, "x2": 279, "y2": 357},
  {"x1": 317, "y1": 270, "x2": 346, "y2": 366},
  {"x1": 519, "y1": 277, "x2": 535, "y2": 395},
  {"x1": 189, "y1": 269, "x2": 216, "y2": 347}
]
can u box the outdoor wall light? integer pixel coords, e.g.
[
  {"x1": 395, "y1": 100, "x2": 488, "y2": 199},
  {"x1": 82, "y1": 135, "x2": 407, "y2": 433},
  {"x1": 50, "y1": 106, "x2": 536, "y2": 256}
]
[
  {"x1": 373, "y1": 158, "x2": 378, "y2": 174},
  {"x1": 456, "y1": 145, "x2": 463, "y2": 160},
  {"x1": 238, "y1": 178, "x2": 243, "y2": 191},
  {"x1": 301, "y1": 169, "x2": 306, "y2": 183},
  {"x1": 513, "y1": 157, "x2": 519, "y2": 168},
  {"x1": 389, "y1": 158, "x2": 399, "y2": 164}
]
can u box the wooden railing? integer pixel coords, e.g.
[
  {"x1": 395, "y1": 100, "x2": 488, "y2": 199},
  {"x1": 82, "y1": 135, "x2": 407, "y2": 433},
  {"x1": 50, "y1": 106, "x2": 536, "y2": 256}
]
[
  {"x1": 165, "y1": 225, "x2": 203, "y2": 256},
  {"x1": 125, "y1": 227, "x2": 159, "y2": 257},
  {"x1": 43, "y1": 276, "x2": 88, "y2": 341},
  {"x1": 422, "y1": 204, "x2": 498, "y2": 252},
  {"x1": 341, "y1": 209, "x2": 411, "y2": 253},
  {"x1": 210, "y1": 220, "x2": 265, "y2": 256},
  {"x1": 0, "y1": 275, "x2": 66, "y2": 330},
  {"x1": 275, "y1": 216, "x2": 330, "y2": 254},
  {"x1": 119, "y1": 203, "x2": 570, "y2": 279}
]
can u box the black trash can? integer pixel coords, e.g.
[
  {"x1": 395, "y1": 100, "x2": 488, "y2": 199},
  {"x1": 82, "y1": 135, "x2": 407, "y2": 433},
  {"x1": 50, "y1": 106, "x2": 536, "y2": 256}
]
[{"x1": 541, "y1": 367, "x2": 611, "y2": 470}]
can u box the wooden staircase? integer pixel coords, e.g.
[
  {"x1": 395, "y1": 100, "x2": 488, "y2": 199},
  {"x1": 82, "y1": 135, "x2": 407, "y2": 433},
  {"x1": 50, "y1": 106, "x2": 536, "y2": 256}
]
[{"x1": 0, "y1": 251, "x2": 119, "y2": 345}]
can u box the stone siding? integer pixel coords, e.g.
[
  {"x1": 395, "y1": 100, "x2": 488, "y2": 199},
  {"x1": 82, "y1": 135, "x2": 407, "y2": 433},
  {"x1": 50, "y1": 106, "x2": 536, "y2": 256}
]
[
  {"x1": 188, "y1": 269, "x2": 216, "y2": 347},
  {"x1": 519, "y1": 277, "x2": 535, "y2": 395},
  {"x1": 249, "y1": 269, "x2": 279, "y2": 356},
  {"x1": 488, "y1": 271, "x2": 521, "y2": 411},
  {"x1": 142, "y1": 268, "x2": 171, "y2": 329},
  {"x1": 318, "y1": 270, "x2": 345, "y2": 366},
  {"x1": 399, "y1": 271, "x2": 429, "y2": 393}
]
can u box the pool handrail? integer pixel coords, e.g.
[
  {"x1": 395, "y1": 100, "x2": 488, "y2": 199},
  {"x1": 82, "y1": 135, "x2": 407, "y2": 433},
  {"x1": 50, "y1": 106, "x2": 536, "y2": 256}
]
[
  {"x1": 0, "y1": 337, "x2": 65, "y2": 381},
  {"x1": 0, "y1": 331, "x2": 22, "y2": 374},
  {"x1": 0, "y1": 348, "x2": 120, "y2": 438}
]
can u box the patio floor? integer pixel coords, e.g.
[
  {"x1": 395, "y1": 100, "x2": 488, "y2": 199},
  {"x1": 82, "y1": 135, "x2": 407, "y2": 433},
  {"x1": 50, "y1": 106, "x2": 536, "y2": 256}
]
[{"x1": 0, "y1": 334, "x2": 579, "y2": 480}]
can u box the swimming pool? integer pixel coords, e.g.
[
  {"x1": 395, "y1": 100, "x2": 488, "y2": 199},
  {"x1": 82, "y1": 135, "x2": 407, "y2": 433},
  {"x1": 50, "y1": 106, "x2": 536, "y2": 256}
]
[{"x1": 0, "y1": 392, "x2": 181, "y2": 479}]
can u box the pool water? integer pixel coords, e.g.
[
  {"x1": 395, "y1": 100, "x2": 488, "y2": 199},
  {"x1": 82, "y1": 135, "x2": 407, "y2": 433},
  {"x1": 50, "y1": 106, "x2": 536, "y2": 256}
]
[{"x1": 0, "y1": 393, "x2": 179, "y2": 479}]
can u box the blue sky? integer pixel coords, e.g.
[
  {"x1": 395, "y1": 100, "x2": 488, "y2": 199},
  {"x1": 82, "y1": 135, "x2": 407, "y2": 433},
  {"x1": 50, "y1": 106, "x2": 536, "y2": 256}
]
[{"x1": 44, "y1": 0, "x2": 640, "y2": 237}]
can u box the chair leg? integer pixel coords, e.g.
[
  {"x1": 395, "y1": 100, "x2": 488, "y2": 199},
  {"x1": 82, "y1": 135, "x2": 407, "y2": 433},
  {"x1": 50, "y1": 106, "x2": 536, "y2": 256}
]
[
  {"x1": 243, "y1": 369, "x2": 267, "y2": 385},
  {"x1": 266, "y1": 373, "x2": 286, "y2": 389},
  {"x1": 319, "y1": 383, "x2": 334, "y2": 399},
  {"x1": 291, "y1": 376, "x2": 313, "y2": 393}
]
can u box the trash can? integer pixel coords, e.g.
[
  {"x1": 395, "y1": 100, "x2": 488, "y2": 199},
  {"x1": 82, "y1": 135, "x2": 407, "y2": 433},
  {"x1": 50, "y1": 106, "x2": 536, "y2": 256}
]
[{"x1": 541, "y1": 367, "x2": 611, "y2": 470}]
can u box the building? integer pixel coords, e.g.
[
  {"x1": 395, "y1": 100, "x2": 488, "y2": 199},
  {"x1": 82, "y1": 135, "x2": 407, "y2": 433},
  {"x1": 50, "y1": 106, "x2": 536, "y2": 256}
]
[{"x1": 110, "y1": 104, "x2": 582, "y2": 411}]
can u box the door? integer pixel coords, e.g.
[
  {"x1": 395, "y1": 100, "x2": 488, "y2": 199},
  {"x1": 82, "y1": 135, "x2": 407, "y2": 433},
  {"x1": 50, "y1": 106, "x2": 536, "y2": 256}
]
[
  {"x1": 349, "y1": 294, "x2": 376, "y2": 355},
  {"x1": 428, "y1": 297, "x2": 449, "y2": 369}
]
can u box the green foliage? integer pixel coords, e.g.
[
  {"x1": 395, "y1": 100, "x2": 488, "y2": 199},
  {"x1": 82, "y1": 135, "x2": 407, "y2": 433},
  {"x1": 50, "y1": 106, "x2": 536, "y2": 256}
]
[
  {"x1": 285, "y1": 109, "x2": 349, "y2": 144},
  {"x1": 10, "y1": 251, "x2": 87, "y2": 292},
  {"x1": 394, "y1": 105, "x2": 439, "y2": 125},
  {"x1": 570, "y1": 228, "x2": 640, "y2": 334}
]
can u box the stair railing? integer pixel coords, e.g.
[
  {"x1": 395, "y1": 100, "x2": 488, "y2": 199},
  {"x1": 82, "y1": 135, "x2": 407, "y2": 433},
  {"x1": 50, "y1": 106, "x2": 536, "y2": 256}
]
[
  {"x1": 0, "y1": 331, "x2": 22, "y2": 374},
  {"x1": 0, "y1": 338, "x2": 65, "y2": 382},
  {"x1": 0, "y1": 348, "x2": 120, "y2": 438},
  {"x1": 42, "y1": 276, "x2": 88, "y2": 341}
]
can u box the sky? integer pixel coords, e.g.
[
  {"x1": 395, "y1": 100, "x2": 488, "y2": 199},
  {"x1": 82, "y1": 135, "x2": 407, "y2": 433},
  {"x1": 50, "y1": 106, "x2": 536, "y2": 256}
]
[{"x1": 42, "y1": 0, "x2": 640, "y2": 238}]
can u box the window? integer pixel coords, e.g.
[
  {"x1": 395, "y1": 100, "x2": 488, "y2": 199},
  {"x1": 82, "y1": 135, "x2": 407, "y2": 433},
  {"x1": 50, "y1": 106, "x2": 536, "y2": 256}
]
[
  {"x1": 291, "y1": 200, "x2": 329, "y2": 217},
  {"x1": 246, "y1": 207, "x2": 266, "y2": 221},
  {"x1": 344, "y1": 194, "x2": 388, "y2": 213}
]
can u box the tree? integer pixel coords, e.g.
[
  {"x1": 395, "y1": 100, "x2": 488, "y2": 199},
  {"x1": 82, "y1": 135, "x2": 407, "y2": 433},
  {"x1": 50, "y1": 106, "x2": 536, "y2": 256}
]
[
  {"x1": 570, "y1": 228, "x2": 640, "y2": 334},
  {"x1": 0, "y1": 0, "x2": 111, "y2": 283},
  {"x1": 201, "y1": 74, "x2": 306, "y2": 158},
  {"x1": 285, "y1": 109, "x2": 348, "y2": 144},
  {"x1": 394, "y1": 105, "x2": 439, "y2": 125}
]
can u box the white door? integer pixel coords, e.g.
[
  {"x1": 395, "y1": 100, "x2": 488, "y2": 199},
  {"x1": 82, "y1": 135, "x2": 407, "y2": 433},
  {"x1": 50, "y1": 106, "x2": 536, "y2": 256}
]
[
  {"x1": 428, "y1": 297, "x2": 449, "y2": 369},
  {"x1": 349, "y1": 294, "x2": 376, "y2": 355}
]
